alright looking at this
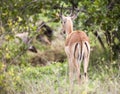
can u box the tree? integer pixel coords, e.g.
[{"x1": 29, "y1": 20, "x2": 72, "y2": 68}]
[{"x1": 0, "y1": 0, "x2": 120, "y2": 66}]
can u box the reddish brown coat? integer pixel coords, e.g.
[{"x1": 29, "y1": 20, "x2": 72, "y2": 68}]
[{"x1": 65, "y1": 30, "x2": 89, "y2": 46}]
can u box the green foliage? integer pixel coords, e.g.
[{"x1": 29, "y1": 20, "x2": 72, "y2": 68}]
[
  {"x1": 0, "y1": 0, "x2": 120, "y2": 93},
  {"x1": 0, "y1": 0, "x2": 120, "y2": 65}
]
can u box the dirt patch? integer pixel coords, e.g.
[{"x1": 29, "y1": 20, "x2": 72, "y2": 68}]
[{"x1": 30, "y1": 49, "x2": 66, "y2": 66}]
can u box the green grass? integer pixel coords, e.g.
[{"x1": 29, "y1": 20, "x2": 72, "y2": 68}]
[{"x1": 0, "y1": 62, "x2": 120, "y2": 94}]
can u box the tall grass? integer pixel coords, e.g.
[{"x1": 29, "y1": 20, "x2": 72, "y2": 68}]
[{"x1": 0, "y1": 61, "x2": 119, "y2": 94}]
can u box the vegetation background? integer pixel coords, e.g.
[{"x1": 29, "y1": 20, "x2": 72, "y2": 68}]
[{"x1": 0, "y1": 0, "x2": 120, "y2": 94}]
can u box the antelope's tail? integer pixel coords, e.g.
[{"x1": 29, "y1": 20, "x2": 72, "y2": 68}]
[{"x1": 74, "y1": 41, "x2": 90, "y2": 62}]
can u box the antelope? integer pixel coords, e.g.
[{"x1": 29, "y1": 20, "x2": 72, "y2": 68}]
[{"x1": 59, "y1": 8, "x2": 90, "y2": 86}]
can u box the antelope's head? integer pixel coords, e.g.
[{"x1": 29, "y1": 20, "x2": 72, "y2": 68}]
[{"x1": 59, "y1": 6, "x2": 79, "y2": 35}]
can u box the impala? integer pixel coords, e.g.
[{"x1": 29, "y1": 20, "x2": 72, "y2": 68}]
[{"x1": 59, "y1": 8, "x2": 90, "y2": 85}]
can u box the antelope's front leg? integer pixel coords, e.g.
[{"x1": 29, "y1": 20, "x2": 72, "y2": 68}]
[
  {"x1": 74, "y1": 59, "x2": 81, "y2": 85},
  {"x1": 67, "y1": 58, "x2": 74, "y2": 94},
  {"x1": 68, "y1": 58, "x2": 74, "y2": 87},
  {"x1": 65, "y1": 47, "x2": 74, "y2": 86}
]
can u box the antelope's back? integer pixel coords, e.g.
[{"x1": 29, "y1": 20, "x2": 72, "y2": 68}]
[{"x1": 65, "y1": 30, "x2": 89, "y2": 46}]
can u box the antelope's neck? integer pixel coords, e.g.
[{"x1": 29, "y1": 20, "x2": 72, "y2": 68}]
[{"x1": 65, "y1": 20, "x2": 73, "y2": 35}]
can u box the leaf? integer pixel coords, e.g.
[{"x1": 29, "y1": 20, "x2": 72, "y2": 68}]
[
  {"x1": 5, "y1": 53, "x2": 11, "y2": 59},
  {"x1": 82, "y1": 90, "x2": 87, "y2": 94}
]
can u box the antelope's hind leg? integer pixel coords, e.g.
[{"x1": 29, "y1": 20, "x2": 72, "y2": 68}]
[
  {"x1": 83, "y1": 42, "x2": 90, "y2": 82},
  {"x1": 83, "y1": 56, "x2": 89, "y2": 82}
]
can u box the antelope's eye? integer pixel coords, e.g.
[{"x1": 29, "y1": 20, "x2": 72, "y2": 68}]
[
  {"x1": 63, "y1": 19, "x2": 67, "y2": 24},
  {"x1": 61, "y1": 19, "x2": 66, "y2": 24},
  {"x1": 64, "y1": 21, "x2": 66, "y2": 24},
  {"x1": 63, "y1": 20, "x2": 66, "y2": 24}
]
